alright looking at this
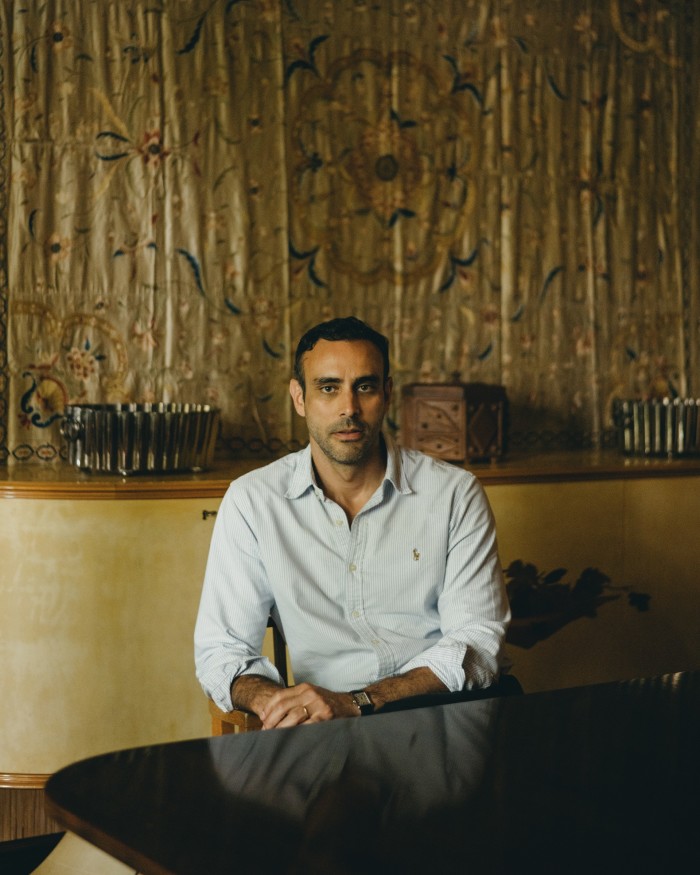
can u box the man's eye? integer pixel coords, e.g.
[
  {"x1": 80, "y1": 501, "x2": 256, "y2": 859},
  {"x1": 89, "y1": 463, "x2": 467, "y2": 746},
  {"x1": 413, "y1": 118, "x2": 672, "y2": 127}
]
[
  {"x1": 358, "y1": 384, "x2": 375, "y2": 393},
  {"x1": 320, "y1": 385, "x2": 336, "y2": 394}
]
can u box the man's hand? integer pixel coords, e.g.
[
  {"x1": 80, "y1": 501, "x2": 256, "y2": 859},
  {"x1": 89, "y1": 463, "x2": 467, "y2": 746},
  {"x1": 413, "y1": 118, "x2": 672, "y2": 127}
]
[
  {"x1": 230, "y1": 667, "x2": 450, "y2": 730},
  {"x1": 259, "y1": 682, "x2": 358, "y2": 729}
]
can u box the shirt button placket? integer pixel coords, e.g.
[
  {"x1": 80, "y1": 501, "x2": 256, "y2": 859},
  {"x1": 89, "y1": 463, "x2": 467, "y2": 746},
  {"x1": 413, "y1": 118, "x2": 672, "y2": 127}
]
[
  {"x1": 348, "y1": 561, "x2": 359, "y2": 619},
  {"x1": 347, "y1": 520, "x2": 363, "y2": 633}
]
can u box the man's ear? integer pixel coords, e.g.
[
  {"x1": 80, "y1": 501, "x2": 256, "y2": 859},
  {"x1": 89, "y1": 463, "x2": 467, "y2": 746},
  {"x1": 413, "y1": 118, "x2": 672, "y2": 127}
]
[{"x1": 289, "y1": 379, "x2": 306, "y2": 417}]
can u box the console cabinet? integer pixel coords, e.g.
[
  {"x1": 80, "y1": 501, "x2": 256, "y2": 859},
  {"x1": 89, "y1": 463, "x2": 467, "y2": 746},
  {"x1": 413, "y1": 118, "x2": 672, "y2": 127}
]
[{"x1": 2, "y1": 455, "x2": 700, "y2": 841}]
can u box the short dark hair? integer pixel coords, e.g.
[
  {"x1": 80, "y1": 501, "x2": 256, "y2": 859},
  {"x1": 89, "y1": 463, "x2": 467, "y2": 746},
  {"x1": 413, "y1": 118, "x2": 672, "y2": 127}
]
[{"x1": 293, "y1": 317, "x2": 390, "y2": 390}]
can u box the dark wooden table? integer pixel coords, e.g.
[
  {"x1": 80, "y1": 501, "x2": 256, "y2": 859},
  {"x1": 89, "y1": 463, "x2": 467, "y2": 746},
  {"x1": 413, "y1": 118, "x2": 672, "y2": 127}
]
[{"x1": 45, "y1": 672, "x2": 700, "y2": 875}]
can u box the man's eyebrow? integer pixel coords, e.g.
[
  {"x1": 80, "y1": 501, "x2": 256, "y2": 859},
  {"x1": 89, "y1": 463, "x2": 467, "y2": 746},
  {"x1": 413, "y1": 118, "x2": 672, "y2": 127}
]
[{"x1": 310, "y1": 374, "x2": 381, "y2": 387}]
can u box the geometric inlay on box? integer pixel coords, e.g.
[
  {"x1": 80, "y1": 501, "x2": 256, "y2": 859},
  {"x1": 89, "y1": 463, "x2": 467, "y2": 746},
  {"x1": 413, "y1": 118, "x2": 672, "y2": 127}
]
[{"x1": 401, "y1": 383, "x2": 508, "y2": 463}]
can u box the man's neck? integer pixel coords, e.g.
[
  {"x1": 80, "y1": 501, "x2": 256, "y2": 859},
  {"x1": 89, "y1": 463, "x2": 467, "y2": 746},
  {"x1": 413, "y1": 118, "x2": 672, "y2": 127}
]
[{"x1": 310, "y1": 440, "x2": 388, "y2": 524}]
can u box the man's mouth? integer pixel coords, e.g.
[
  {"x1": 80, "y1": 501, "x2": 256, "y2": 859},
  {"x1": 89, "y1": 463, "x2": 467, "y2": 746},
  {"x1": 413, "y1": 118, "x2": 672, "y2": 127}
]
[
  {"x1": 333, "y1": 428, "x2": 364, "y2": 441},
  {"x1": 332, "y1": 422, "x2": 365, "y2": 441}
]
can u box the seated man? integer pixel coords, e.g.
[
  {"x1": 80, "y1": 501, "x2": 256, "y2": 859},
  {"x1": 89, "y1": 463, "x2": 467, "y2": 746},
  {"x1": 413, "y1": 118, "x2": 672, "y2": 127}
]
[{"x1": 194, "y1": 316, "x2": 510, "y2": 729}]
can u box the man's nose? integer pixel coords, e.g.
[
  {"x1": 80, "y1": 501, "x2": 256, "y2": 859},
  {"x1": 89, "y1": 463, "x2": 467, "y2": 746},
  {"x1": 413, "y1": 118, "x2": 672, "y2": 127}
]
[{"x1": 338, "y1": 387, "x2": 360, "y2": 418}]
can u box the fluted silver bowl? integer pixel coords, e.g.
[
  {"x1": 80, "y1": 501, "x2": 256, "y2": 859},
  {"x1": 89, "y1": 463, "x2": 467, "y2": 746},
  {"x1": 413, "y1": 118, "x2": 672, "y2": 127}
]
[
  {"x1": 61, "y1": 403, "x2": 220, "y2": 474},
  {"x1": 613, "y1": 397, "x2": 700, "y2": 457}
]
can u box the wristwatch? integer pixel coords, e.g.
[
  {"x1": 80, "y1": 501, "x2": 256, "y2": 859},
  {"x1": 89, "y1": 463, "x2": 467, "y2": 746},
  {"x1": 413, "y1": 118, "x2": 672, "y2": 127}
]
[{"x1": 350, "y1": 689, "x2": 375, "y2": 716}]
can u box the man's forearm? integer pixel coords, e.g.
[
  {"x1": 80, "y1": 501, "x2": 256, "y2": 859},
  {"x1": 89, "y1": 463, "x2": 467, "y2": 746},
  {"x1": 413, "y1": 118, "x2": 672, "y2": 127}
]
[
  {"x1": 230, "y1": 674, "x2": 284, "y2": 716},
  {"x1": 362, "y1": 667, "x2": 449, "y2": 711},
  {"x1": 230, "y1": 668, "x2": 451, "y2": 727}
]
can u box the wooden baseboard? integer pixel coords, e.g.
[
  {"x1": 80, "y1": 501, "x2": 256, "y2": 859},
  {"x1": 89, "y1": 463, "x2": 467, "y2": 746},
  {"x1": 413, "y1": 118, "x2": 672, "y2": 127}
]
[{"x1": 0, "y1": 788, "x2": 60, "y2": 842}]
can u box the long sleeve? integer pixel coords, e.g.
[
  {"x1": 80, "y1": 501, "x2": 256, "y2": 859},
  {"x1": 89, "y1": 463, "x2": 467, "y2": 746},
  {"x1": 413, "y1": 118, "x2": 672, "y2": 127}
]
[
  {"x1": 397, "y1": 474, "x2": 510, "y2": 691},
  {"x1": 194, "y1": 487, "x2": 284, "y2": 712}
]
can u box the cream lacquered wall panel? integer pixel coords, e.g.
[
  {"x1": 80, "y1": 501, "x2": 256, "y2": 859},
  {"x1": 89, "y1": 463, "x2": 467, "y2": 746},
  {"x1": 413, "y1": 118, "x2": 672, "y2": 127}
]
[
  {"x1": 622, "y1": 478, "x2": 700, "y2": 676},
  {"x1": 2, "y1": 474, "x2": 699, "y2": 780},
  {"x1": 485, "y1": 480, "x2": 627, "y2": 582},
  {"x1": 485, "y1": 478, "x2": 700, "y2": 694},
  {"x1": 0, "y1": 497, "x2": 221, "y2": 776}
]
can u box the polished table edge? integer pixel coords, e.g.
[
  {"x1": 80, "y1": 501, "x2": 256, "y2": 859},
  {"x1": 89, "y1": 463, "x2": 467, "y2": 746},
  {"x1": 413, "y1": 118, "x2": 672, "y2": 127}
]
[
  {"x1": 42, "y1": 800, "x2": 172, "y2": 875},
  {"x1": 3, "y1": 449, "x2": 700, "y2": 499},
  {"x1": 43, "y1": 670, "x2": 700, "y2": 875}
]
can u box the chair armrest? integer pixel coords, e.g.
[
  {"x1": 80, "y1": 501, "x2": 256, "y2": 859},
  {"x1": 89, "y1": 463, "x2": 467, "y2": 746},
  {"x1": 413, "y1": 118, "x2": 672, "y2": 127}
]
[{"x1": 209, "y1": 699, "x2": 263, "y2": 734}]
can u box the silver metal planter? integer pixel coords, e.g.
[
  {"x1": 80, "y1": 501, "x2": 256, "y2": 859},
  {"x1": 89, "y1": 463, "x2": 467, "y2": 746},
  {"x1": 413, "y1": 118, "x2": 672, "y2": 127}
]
[
  {"x1": 61, "y1": 403, "x2": 220, "y2": 474},
  {"x1": 613, "y1": 398, "x2": 700, "y2": 457}
]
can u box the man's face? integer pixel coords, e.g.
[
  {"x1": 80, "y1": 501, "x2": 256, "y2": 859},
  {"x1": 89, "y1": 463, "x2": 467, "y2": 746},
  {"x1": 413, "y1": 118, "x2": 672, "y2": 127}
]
[{"x1": 289, "y1": 339, "x2": 392, "y2": 467}]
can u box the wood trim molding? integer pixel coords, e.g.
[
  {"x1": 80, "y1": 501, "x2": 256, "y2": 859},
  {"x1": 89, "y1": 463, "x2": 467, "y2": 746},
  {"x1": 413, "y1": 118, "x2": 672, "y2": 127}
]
[
  {"x1": 0, "y1": 479, "x2": 233, "y2": 501},
  {"x1": 0, "y1": 772, "x2": 51, "y2": 789},
  {"x1": 0, "y1": 458, "x2": 262, "y2": 500},
  {"x1": 1, "y1": 451, "x2": 700, "y2": 500}
]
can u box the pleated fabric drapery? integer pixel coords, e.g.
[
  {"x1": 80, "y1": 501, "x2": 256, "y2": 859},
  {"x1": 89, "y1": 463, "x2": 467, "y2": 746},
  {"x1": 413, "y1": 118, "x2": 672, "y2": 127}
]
[{"x1": 0, "y1": 0, "x2": 697, "y2": 462}]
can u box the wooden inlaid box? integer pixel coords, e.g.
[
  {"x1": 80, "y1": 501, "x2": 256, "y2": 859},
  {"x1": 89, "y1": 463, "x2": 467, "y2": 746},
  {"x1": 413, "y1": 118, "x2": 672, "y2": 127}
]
[{"x1": 401, "y1": 382, "x2": 508, "y2": 463}]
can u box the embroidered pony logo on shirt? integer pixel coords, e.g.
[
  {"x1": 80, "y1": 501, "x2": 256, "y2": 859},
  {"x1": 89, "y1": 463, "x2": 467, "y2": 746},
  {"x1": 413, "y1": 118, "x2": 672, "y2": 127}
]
[{"x1": 413, "y1": 548, "x2": 420, "y2": 561}]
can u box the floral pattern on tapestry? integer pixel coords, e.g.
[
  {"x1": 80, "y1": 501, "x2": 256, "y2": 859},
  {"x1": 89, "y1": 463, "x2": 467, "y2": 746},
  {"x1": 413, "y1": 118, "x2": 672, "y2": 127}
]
[{"x1": 0, "y1": 0, "x2": 697, "y2": 462}]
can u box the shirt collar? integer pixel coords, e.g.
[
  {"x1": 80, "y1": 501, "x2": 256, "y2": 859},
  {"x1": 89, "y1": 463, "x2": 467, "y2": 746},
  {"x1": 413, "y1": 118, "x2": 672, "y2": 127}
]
[
  {"x1": 285, "y1": 433, "x2": 413, "y2": 500},
  {"x1": 384, "y1": 433, "x2": 413, "y2": 495},
  {"x1": 285, "y1": 444, "x2": 319, "y2": 500}
]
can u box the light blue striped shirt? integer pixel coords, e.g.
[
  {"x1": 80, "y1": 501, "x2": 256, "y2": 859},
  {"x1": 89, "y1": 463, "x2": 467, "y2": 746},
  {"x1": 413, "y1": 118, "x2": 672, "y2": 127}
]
[{"x1": 194, "y1": 439, "x2": 510, "y2": 712}]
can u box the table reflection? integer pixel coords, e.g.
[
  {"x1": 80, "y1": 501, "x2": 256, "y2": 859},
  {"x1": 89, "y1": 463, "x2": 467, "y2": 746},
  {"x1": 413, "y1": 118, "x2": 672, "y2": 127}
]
[
  {"x1": 45, "y1": 673, "x2": 700, "y2": 875},
  {"x1": 207, "y1": 699, "x2": 498, "y2": 873},
  {"x1": 209, "y1": 697, "x2": 496, "y2": 816}
]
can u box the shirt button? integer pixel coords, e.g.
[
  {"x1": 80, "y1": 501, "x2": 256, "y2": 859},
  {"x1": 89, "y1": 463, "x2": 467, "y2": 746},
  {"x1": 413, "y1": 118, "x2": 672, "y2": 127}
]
[
  {"x1": 352, "y1": 610, "x2": 360, "y2": 618},
  {"x1": 334, "y1": 519, "x2": 344, "y2": 527},
  {"x1": 349, "y1": 563, "x2": 357, "y2": 572},
  {"x1": 371, "y1": 639, "x2": 380, "y2": 646}
]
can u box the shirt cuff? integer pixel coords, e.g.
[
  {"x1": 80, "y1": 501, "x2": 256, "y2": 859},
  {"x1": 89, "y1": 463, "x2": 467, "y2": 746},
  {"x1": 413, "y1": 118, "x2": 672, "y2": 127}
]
[
  {"x1": 399, "y1": 645, "x2": 466, "y2": 693},
  {"x1": 202, "y1": 656, "x2": 284, "y2": 712},
  {"x1": 400, "y1": 642, "x2": 499, "y2": 692}
]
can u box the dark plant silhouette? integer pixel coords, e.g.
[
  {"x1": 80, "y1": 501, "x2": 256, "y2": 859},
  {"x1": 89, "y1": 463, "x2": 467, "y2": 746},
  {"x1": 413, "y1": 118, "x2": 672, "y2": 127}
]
[{"x1": 505, "y1": 560, "x2": 651, "y2": 648}]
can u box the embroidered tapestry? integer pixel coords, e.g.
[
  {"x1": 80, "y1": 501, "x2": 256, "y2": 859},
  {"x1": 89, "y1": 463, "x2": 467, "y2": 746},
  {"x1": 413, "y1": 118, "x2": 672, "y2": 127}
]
[{"x1": 0, "y1": 0, "x2": 697, "y2": 462}]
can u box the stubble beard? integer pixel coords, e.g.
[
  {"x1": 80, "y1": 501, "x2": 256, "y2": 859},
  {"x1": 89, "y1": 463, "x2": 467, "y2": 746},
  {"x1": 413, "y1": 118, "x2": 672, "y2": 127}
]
[{"x1": 309, "y1": 418, "x2": 382, "y2": 466}]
